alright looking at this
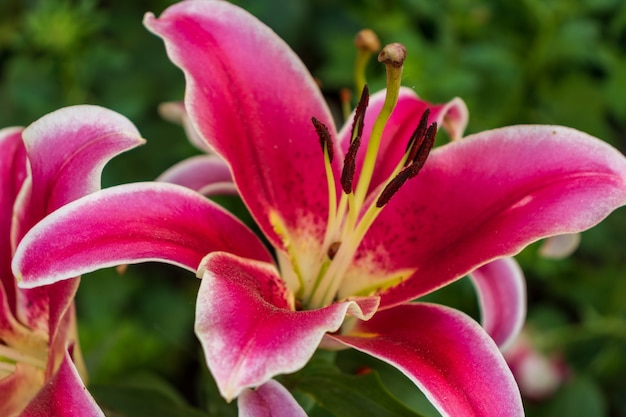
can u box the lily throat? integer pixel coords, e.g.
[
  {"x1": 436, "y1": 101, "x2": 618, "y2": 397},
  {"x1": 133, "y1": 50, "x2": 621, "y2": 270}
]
[{"x1": 276, "y1": 43, "x2": 439, "y2": 310}]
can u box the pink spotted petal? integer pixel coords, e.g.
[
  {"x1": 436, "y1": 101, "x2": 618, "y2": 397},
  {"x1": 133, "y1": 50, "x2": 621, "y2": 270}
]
[
  {"x1": 359, "y1": 125, "x2": 626, "y2": 308},
  {"x1": 19, "y1": 350, "x2": 104, "y2": 417},
  {"x1": 0, "y1": 127, "x2": 27, "y2": 312},
  {"x1": 470, "y1": 258, "x2": 526, "y2": 350},
  {"x1": 145, "y1": 1, "x2": 337, "y2": 250},
  {"x1": 196, "y1": 252, "x2": 379, "y2": 401},
  {"x1": 13, "y1": 183, "x2": 272, "y2": 288},
  {"x1": 238, "y1": 380, "x2": 307, "y2": 417},
  {"x1": 329, "y1": 303, "x2": 523, "y2": 417},
  {"x1": 14, "y1": 105, "x2": 145, "y2": 242},
  {"x1": 337, "y1": 88, "x2": 468, "y2": 193},
  {"x1": 156, "y1": 155, "x2": 237, "y2": 196}
]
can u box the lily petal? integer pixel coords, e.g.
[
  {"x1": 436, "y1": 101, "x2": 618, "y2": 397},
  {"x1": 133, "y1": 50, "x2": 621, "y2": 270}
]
[
  {"x1": 359, "y1": 125, "x2": 626, "y2": 308},
  {"x1": 0, "y1": 127, "x2": 27, "y2": 311},
  {"x1": 337, "y1": 88, "x2": 468, "y2": 193},
  {"x1": 196, "y1": 251, "x2": 379, "y2": 401},
  {"x1": 13, "y1": 183, "x2": 272, "y2": 288},
  {"x1": 470, "y1": 257, "x2": 526, "y2": 350},
  {"x1": 238, "y1": 379, "x2": 307, "y2": 417},
  {"x1": 329, "y1": 303, "x2": 523, "y2": 417},
  {"x1": 144, "y1": 0, "x2": 337, "y2": 249},
  {"x1": 18, "y1": 350, "x2": 104, "y2": 417},
  {"x1": 156, "y1": 154, "x2": 237, "y2": 196},
  {"x1": 14, "y1": 105, "x2": 145, "y2": 242},
  {"x1": 45, "y1": 281, "x2": 82, "y2": 379}
]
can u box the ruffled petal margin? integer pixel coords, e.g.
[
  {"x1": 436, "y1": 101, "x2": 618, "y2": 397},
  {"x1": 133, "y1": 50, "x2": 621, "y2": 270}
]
[{"x1": 195, "y1": 251, "x2": 379, "y2": 401}]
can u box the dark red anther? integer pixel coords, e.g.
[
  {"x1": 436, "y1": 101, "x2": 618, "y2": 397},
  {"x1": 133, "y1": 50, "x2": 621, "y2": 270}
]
[
  {"x1": 341, "y1": 85, "x2": 370, "y2": 193},
  {"x1": 327, "y1": 241, "x2": 341, "y2": 259},
  {"x1": 312, "y1": 117, "x2": 334, "y2": 163},
  {"x1": 376, "y1": 121, "x2": 438, "y2": 207},
  {"x1": 405, "y1": 109, "x2": 430, "y2": 166},
  {"x1": 351, "y1": 85, "x2": 369, "y2": 142},
  {"x1": 376, "y1": 166, "x2": 413, "y2": 207},
  {"x1": 412, "y1": 122, "x2": 437, "y2": 170},
  {"x1": 341, "y1": 136, "x2": 361, "y2": 193}
]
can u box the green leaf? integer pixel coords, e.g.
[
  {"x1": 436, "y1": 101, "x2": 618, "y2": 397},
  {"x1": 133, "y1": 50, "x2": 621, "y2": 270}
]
[
  {"x1": 90, "y1": 383, "x2": 208, "y2": 417},
  {"x1": 283, "y1": 360, "x2": 426, "y2": 417}
]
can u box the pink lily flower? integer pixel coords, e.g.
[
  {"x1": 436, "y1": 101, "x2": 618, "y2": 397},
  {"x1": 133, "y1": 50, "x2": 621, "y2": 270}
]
[
  {"x1": 1, "y1": 105, "x2": 144, "y2": 416},
  {"x1": 11, "y1": 1, "x2": 626, "y2": 415}
]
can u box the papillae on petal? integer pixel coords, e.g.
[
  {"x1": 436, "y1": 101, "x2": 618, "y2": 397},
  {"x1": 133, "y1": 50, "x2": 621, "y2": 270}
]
[
  {"x1": 196, "y1": 252, "x2": 379, "y2": 401},
  {"x1": 329, "y1": 303, "x2": 524, "y2": 417},
  {"x1": 359, "y1": 125, "x2": 626, "y2": 308},
  {"x1": 145, "y1": 0, "x2": 337, "y2": 250}
]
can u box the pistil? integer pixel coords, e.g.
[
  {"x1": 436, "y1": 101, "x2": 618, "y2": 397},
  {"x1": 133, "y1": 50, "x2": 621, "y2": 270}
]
[
  {"x1": 353, "y1": 29, "x2": 381, "y2": 95},
  {"x1": 302, "y1": 42, "x2": 438, "y2": 310},
  {"x1": 352, "y1": 43, "x2": 407, "y2": 217}
]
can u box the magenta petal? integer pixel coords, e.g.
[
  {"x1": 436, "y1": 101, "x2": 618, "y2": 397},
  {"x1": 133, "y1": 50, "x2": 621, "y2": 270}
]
[
  {"x1": 19, "y1": 350, "x2": 104, "y2": 417},
  {"x1": 470, "y1": 258, "x2": 526, "y2": 350},
  {"x1": 13, "y1": 183, "x2": 272, "y2": 288},
  {"x1": 14, "y1": 105, "x2": 144, "y2": 241},
  {"x1": 156, "y1": 155, "x2": 237, "y2": 196},
  {"x1": 0, "y1": 127, "x2": 27, "y2": 311},
  {"x1": 338, "y1": 88, "x2": 468, "y2": 193},
  {"x1": 196, "y1": 252, "x2": 378, "y2": 400},
  {"x1": 330, "y1": 303, "x2": 523, "y2": 417},
  {"x1": 145, "y1": 1, "x2": 337, "y2": 248},
  {"x1": 367, "y1": 125, "x2": 626, "y2": 307},
  {"x1": 238, "y1": 380, "x2": 307, "y2": 417}
]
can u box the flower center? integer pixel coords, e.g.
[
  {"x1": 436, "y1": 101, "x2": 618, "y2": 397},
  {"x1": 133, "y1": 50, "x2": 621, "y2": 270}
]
[
  {"x1": 0, "y1": 341, "x2": 47, "y2": 378},
  {"x1": 290, "y1": 43, "x2": 438, "y2": 310}
]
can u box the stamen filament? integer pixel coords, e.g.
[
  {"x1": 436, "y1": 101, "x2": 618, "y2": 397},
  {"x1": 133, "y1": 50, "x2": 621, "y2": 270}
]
[
  {"x1": 0, "y1": 361, "x2": 16, "y2": 377},
  {"x1": 352, "y1": 43, "x2": 407, "y2": 216},
  {"x1": 312, "y1": 118, "x2": 340, "y2": 269},
  {"x1": 353, "y1": 29, "x2": 381, "y2": 95},
  {"x1": 0, "y1": 344, "x2": 47, "y2": 370}
]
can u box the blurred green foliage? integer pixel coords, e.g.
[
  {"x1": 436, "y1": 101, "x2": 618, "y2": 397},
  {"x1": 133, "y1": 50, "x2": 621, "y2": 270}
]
[{"x1": 2, "y1": 0, "x2": 626, "y2": 416}]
